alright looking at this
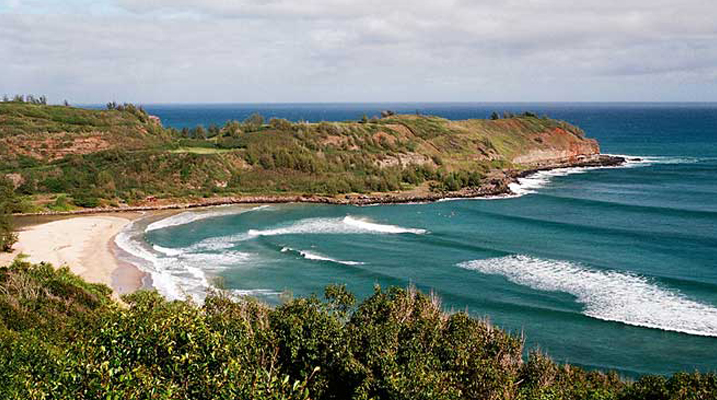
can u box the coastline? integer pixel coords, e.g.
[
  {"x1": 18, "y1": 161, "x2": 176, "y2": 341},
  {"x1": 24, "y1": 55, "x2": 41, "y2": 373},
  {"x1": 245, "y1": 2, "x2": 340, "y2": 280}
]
[
  {"x1": 11, "y1": 155, "x2": 627, "y2": 217},
  {"x1": 0, "y1": 154, "x2": 626, "y2": 300},
  {"x1": 0, "y1": 213, "x2": 148, "y2": 299}
]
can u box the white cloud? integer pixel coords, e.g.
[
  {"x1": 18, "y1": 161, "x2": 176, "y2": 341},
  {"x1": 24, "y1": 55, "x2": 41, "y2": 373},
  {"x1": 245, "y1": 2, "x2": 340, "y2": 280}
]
[{"x1": 1, "y1": 0, "x2": 716, "y2": 102}]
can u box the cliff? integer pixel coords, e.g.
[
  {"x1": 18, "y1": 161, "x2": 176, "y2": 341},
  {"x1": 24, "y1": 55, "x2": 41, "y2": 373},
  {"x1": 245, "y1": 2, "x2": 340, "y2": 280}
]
[{"x1": 0, "y1": 103, "x2": 619, "y2": 212}]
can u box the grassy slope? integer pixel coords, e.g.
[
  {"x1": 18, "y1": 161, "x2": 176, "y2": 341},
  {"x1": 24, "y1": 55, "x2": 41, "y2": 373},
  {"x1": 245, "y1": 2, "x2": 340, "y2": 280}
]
[
  {"x1": 0, "y1": 103, "x2": 169, "y2": 163},
  {"x1": 0, "y1": 103, "x2": 596, "y2": 211},
  {"x1": 0, "y1": 259, "x2": 714, "y2": 399}
]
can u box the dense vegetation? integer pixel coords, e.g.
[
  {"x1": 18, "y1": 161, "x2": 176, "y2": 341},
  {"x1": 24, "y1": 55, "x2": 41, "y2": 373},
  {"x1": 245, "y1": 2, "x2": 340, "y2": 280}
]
[
  {"x1": 0, "y1": 102, "x2": 592, "y2": 212},
  {"x1": 0, "y1": 259, "x2": 714, "y2": 399},
  {"x1": 0, "y1": 177, "x2": 21, "y2": 251}
]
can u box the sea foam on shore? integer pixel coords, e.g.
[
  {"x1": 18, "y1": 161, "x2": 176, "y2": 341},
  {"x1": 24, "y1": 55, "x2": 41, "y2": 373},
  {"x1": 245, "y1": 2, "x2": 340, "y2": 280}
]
[{"x1": 115, "y1": 210, "x2": 426, "y2": 301}]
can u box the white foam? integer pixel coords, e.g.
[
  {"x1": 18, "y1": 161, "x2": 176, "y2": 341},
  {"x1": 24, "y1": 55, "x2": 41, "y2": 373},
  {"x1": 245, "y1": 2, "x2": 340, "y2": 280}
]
[
  {"x1": 342, "y1": 216, "x2": 427, "y2": 234},
  {"x1": 509, "y1": 166, "x2": 601, "y2": 197},
  {"x1": 439, "y1": 160, "x2": 628, "y2": 202},
  {"x1": 145, "y1": 205, "x2": 271, "y2": 232},
  {"x1": 153, "y1": 245, "x2": 184, "y2": 256},
  {"x1": 116, "y1": 221, "x2": 252, "y2": 302},
  {"x1": 193, "y1": 216, "x2": 427, "y2": 251},
  {"x1": 458, "y1": 255, "x2": 717, "y2": 337},
  {"x1": 115, "y1": 222, "x2": 186, "y2": 300},
  {"x1": 283, "y1": 247, "x2": 364, "y2": 266},
  {"x1": 504, "y1": 154, "x2": 708, "y2": 199},
  {"x1": 231, "y1": 289, "x2": 283, "y2": 297},
  {"x1": 605, "y1": 154, "x2": 702, "y2": 167}
]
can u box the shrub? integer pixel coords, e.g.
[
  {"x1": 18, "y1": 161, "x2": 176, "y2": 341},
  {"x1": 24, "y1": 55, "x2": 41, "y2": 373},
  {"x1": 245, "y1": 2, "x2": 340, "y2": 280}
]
[{"x1": 0, "y1": 263, "x2": 715, "y2": 399}]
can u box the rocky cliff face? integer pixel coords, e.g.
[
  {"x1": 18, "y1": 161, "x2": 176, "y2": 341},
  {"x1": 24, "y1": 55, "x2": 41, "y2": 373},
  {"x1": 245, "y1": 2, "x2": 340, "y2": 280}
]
[{"x1": 511, "y1": 127, "x2": 600, "y2": 167}]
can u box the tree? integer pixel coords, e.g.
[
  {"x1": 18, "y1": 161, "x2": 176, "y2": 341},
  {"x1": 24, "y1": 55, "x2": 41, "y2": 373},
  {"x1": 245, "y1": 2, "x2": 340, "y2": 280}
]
[
  {"x1": 0, "y1": 178, "x2": 18, "y2": 252},
  {"x1": 0, "y1": 213, "x2": 16, "y2": 252},
  {"x1": 208, "y1": 123, "x2": 220, "y2": 137},
  {"x1": 193, "y1": 125, "x2": 207, "y2": 140},
  {"x1": 223, "y1": 120, "x2": 243, "y2": 137},
  {"x1": 490, "y1": 112, "x2": 500, "y2": 120},
  {"x1": 243, "y1": 113, "x2": 264, "y2": 131},
  {"x1": 268, "y1": 118, "x2": 292, "y2": 131}
]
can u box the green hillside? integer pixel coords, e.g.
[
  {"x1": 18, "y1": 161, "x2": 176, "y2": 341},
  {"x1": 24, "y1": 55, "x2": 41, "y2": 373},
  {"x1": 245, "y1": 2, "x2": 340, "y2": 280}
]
[{"x1": 0, "y1": 103, "x2": 599, "y2": 212}]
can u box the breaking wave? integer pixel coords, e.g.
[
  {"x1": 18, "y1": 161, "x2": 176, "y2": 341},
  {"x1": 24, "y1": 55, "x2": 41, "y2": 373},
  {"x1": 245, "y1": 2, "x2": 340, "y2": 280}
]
[
  {"x1": 145, "y1": 205, "x2": 271, "y2": 232},
  {"x1": 231, "y1": 289, "x2": 283, "y2": 297},
  {"x1": 194, "y1": 216, "x2": 427, "y2": 251},
  {"x1": 458, "y1": 255, "x2": 717, "y2": 337},
  {"x1": 116, "y1": 221, "x2": 252, "y2": 301},
  {"x1": 507, "y1": 154, "x2": 702, "y2": 197},
  {"x1": 281, "y1": 247, "x2": 364, "y2": 266},
  {"x1": 248, "y1": 216, "x2": 426, "y2": 237}
]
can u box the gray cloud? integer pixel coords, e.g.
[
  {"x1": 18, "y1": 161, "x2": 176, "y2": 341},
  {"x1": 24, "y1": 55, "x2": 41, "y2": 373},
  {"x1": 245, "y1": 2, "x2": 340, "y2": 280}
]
[{"x1": 1, "y1": 0, "x2": 716, "y2": 103}]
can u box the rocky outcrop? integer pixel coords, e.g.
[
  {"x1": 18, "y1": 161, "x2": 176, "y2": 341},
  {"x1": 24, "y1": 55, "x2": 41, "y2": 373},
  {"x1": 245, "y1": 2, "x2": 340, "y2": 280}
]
[{"x1": 512, "y1": 128, "x2": 600, "y2": 167}]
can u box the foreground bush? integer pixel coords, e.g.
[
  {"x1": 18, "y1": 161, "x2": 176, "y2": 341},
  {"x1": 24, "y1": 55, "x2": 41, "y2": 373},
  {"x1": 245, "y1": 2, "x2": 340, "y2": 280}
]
[{"x1": 0, "y1": 260, "x2": 715, "y2": 399}]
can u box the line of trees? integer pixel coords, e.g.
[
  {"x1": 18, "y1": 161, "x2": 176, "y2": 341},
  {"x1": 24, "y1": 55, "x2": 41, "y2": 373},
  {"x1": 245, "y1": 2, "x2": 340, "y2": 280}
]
[
  {"x1": 178, "y1": 113, "x2": 273, "y2": 140},
  {"x1": 106, "y1": 102, "x2": 152, "y2": 123},
  {"x1": 0, "y1": 94, "x2": 72, "y2": 106},
  {"x1": 1, "y1": 94, "x2": 47, "y2": 105},
  {"x1": 491, "y1": 111, "x2": 541, "y2": 120}
]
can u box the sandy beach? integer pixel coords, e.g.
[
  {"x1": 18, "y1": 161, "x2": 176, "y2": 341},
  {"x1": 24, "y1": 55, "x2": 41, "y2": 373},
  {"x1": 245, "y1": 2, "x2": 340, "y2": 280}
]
[{"x1": 0, "y1": 214, "x2": 146, "y2": 297}]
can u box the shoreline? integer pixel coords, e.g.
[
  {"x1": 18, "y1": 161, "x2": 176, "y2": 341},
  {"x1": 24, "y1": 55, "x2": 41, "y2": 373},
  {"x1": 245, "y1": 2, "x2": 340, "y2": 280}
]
[
  {"x1": 0, "y1": 213, "x2": 149, "y2": 299},
  {"x1": 1, "y1": 154, "x2": 627, "y2": 299},
  {"x1": 11, "y1": 155, "x2": 628, "y2": 217}
]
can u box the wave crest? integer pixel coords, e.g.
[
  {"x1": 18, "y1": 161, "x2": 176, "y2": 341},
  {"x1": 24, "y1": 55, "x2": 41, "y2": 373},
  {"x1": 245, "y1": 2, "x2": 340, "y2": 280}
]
[
  {"x1": 281, "y1": 247, "x2": 364, "y2": 266},
  {"x1": 194, "y1": 216, "x2": 426, "y2": 251},
  {"x1": 146, "y1": 205, "x2": 271, "y2": 232},
  {"x1": 458, "y1": 255, "x2": 717, "y2": 337}
]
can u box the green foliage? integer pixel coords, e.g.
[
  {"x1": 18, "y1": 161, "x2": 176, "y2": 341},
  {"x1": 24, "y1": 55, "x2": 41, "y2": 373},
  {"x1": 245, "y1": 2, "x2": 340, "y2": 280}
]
[
  {"x1": 1, "y1": 104, "x2": 595, "y2": 209},
  {"x1": 1, "y1": 94, "x2": 47, "y2": 105},
  {"x1": 48, "y1": 195, "x2": 73, "y2": 212},
  {"x1": 244, "y1": 113, "x2": 265, "y2": 131},
  {"x1": 0, "y1": 177, "x2": 19, "y2": 251},
  {"x1": 0, "y1": 263, "x2": 714, "y2": 399},
  {"x1": 0, "y1": 214, "x2": 16, "y2": 252}
]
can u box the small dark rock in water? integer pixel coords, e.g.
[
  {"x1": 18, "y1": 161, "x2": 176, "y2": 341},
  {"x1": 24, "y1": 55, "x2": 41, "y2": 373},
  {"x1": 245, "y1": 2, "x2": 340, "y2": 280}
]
[{"x1": 629, "y1": 157, "x2": 643, "y2": 162}]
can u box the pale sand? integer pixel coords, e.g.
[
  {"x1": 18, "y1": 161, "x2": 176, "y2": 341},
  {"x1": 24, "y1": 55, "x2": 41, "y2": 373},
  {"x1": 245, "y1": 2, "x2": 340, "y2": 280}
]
[{"x1": 0, "y1": 215, "x2": 146, "y2": 298}]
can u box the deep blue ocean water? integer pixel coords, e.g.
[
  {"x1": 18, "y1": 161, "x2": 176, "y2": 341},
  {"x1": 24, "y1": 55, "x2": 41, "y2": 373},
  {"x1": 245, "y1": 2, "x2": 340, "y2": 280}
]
[{"x1": 115, "y1": 103, "x2": 717, "y2": 376}]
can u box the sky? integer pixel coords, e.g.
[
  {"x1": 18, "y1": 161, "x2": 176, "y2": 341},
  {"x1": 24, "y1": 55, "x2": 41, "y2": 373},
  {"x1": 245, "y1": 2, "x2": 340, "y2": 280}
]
[{"x1": 1, "y1": 0, "x2": 716, "y2": 103}]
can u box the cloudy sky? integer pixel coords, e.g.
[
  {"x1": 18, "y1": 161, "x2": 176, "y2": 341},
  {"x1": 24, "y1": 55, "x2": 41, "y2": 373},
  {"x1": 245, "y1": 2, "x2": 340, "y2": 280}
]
[{"x1": 1, "y1": 0, "x2": 716, "y2": 103}]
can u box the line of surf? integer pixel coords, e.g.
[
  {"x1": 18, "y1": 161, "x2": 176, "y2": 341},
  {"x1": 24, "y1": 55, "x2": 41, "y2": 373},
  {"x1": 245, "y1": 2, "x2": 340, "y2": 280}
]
[
  {"x1": 281, "y1": 246, "x2": 364, "y2": 266},
  {"x1": 458, "y1": 255, "x2": 717, "y2": 337},
  {"x1": 145, "y1": 205, "x2": 271, "y2": 233},
  {"x1": 193, "y1": 216, "x2": 427, "y2": 251},
  {"x1": 116, "y1": 220, "x2": 253, "y2": 302},
  {"x1": 507, "y1": 154, "x2": 701, "y2": 198}
]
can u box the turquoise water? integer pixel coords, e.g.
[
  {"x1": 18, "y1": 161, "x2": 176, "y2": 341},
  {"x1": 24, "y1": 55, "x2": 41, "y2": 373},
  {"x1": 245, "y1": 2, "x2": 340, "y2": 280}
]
[{"x1": 116, "y1": 103, "x2": 717, "y2": 376}]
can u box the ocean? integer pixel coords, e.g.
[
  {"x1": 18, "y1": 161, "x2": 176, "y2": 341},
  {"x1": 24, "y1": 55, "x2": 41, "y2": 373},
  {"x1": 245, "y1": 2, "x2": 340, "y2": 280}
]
[{"x1": 114, "y1": 103, "x2": 717, "y2": 376}]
